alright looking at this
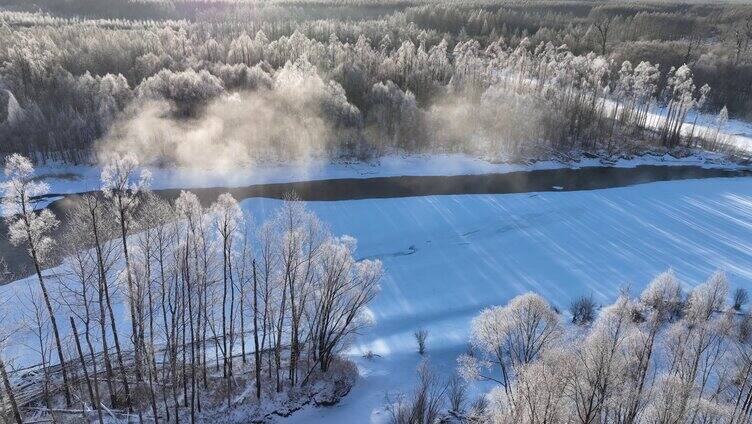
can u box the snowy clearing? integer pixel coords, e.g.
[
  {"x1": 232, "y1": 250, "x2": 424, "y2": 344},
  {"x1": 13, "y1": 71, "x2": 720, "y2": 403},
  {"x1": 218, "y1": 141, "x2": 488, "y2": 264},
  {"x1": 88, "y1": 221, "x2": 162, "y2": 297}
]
[
  {"x1": 680, "y1": 108, "x2": 752, "y2": 150},
  {"x1": 642, "y1": 106, "x2": 752, "y2": 151},
  {"x1": 598, "y1": 100, "x2": 752, "y2": 152}
]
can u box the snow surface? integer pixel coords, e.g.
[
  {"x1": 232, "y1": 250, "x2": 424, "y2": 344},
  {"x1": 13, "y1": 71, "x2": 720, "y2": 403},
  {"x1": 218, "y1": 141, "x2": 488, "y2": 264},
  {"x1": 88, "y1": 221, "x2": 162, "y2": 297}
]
[
  {"x1": 260, "y1": 177, "x2": 752, "y2": 423},
  {"x1": 596, "y1": 98, "x2": 752, "y2": 152},
  {"x1": 3, "y1": 177, "x2": 752, "y2": 422},
  {"x1": 683, "y1": 109, "x2": 752, "y2": 145},
  {"x1": 646, "y1": 107, "x2": 752, "y2": 151}
]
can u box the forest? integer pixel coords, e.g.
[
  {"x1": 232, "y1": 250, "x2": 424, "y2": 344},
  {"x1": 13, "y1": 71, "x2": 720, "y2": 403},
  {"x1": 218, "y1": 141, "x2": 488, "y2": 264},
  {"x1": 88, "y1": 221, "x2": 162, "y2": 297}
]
[
  {"x1": 0, "y1": 152, "x2": 382, "y2": 422},
  {"x1": 0, "y1": 0, "x2": 751, "y2": 164}
]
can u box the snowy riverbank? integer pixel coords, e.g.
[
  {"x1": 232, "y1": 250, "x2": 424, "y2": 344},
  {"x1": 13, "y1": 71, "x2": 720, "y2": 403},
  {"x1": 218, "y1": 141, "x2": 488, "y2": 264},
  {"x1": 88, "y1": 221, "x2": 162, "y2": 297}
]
[{"x1": 15, "y1": 151, "x2": 747, "y2": 197}]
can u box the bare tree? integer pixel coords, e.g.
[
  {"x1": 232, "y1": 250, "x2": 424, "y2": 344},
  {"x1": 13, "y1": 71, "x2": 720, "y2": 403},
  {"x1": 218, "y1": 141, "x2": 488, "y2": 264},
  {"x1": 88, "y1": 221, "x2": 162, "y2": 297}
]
[
  {"x1": 21, "y1": 287, "x2": 56, "y2": 420},
  {"x1": 241, "y1": 257, "x2": 258, "y2": 402},
  {"x1": 734, "y1": 287, "x2": 749, "y2": 312},
  {"x1": 570, "y1": 294, "x2": 597, "y2": 325},
  {"x1": 67, "y1": 194, "x2": 130, "y2": 409},
  {"x1": 591, "y1": 16, "x2": 612, "y2": 55},
  {"x1": 446, "y1": 374, "x2": 466, "y2": 414},
  {"x1": 70, "y1": 316, "x2": 104, "y2": 424},
  {"x1": 58, "y1": 234, "x2": 106, "y2": 422},
  {"x1": 414, "y1": 328, "x2": 429, "y2": 355},
  {"x1": 386, "y1": 361, "x2": 448, "y2": 424}
]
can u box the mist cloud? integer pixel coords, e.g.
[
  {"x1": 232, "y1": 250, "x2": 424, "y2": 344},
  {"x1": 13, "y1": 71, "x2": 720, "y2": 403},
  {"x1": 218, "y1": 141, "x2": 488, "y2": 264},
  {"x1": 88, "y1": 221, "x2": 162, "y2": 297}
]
[
  {"x1": 97, "y1": 60, "x2": 358, "y2": 169},
  {"x1": 97, "y1": 58, "x2": 554, "y2": 170}
]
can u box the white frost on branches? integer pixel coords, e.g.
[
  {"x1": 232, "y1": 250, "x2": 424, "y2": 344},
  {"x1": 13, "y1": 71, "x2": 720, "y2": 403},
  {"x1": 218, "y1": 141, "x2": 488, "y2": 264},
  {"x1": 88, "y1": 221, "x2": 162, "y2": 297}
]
[{"x1": 1, "y1": 154, "x2": 59, "y2": 263}]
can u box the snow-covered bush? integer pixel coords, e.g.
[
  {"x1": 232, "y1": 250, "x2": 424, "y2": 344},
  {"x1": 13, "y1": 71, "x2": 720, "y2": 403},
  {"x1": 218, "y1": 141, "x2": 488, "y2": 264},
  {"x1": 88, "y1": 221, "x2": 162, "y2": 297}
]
[{"x1": 569, "y1": 294, "x2": 597, "y2": 325}]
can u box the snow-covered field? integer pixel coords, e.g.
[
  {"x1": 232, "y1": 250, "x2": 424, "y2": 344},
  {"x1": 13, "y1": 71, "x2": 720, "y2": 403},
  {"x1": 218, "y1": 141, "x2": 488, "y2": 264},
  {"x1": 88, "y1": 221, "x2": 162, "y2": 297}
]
[
  {"x1": 3, "y1": 175, "x2": 752, "y2": 421},
  {"x1": 248, "y1": 176, "x2": 752, "y2": 423}
]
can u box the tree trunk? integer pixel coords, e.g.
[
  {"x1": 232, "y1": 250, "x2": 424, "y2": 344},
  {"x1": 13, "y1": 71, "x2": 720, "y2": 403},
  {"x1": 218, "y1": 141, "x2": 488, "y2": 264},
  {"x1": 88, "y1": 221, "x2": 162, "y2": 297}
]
[
  {"x1": 89, "y1": 212, "x2": 118, "y2": 408},
  {"x1": 70, "y1": 317, "x2": 104, "y2": 424},
  {"x1": 103, "y1": 269, "x2": 132, "y2": 409},
  {"x1": 21, "y1": 200, "x2": 72, "y2": 408},
  {"x1": 252, "y1": 261, "x2": 262, "y2": 400},
  {"x1": 0, "y1": 356, "x2": 22, "y2": 424},
  {"x1": 117, "y1": 198, "x2": 143, "y2": 383},
  {"x1": 222, "y1": 233, "x2": 228, "y2": 380}
]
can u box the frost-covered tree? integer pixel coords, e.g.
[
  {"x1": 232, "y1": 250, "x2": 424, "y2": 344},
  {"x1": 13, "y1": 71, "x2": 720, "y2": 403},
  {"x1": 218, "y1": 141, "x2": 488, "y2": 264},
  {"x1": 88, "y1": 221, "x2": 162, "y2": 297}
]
[
  {"x1": 138, "y1": 68, "x2": 224, "y2": 115},
  {"x1": 485, "y1": 349, "x2": 568, "y2": 424},
  {"x1": 646, "y1": 273, "x2": 732, "y2": 422},
  {"x1": 459, "y1": 293, "x2": 561, "y2": 398},
  {"x1": 0, "y1": 157, "x2": 380, "y2": 420},
  {"x1": 101, "y1": 152, "x2": 152, "y2": 383},
  {"x1": 2, "y1": 3, "x2": 748, "y2": 162},
  {"x1": 308, "y1": 235, "x2": 382, "y2": 376},
  {"x1": 210, "y1": 192, "x2": 243, "y2": 403},
  {"x1": 563, "y1": 295, "x2": 638, "y2": 422},
  {"x1": 1, "y1": 154, "x2": 72, "y2": 406},
  {"x1": 466, "y1": 271, "x2": 749, "y2": 423},
  {"x1": 661, "y1": 64, "x2": 697, "y2": 147}
]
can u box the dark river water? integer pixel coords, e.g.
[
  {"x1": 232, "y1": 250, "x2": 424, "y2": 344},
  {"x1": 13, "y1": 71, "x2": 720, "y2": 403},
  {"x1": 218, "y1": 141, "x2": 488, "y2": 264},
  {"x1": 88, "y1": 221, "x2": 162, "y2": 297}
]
[{"x1": 3, "y1": 164, "x2": 750, "y2": 280}]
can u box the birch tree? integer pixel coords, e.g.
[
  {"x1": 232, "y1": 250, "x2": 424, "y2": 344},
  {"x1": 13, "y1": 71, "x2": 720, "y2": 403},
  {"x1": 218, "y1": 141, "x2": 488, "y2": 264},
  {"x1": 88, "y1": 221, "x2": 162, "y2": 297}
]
[
  {"x1": 101, "y1": 152, "x2": 152, "y2": 383},
  {"x1": 1, "y1": 154, "x2": 72, "y2": 406}
]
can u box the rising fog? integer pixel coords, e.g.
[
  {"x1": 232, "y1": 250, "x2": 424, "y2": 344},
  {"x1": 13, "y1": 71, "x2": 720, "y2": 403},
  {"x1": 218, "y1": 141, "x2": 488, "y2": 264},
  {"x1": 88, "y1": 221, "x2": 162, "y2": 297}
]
[
  {"x1": 97, "y1": 60, "x2": 356, "y2": 168},
  {"x1": 96, "y1": 66, "x2": 551, "y2": 169}
]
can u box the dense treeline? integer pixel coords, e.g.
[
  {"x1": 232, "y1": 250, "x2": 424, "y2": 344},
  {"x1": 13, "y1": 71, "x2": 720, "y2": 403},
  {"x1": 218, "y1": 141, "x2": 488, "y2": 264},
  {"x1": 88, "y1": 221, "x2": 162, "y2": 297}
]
[
  {"x1": 391, "y1": 271, "x2": 752, "y2": 423},
  {"x1": 0, "y1": 1, "x2": 750, "y2": 164},
  {"x1": 0, "y1": 153, "x2": 382, "y2": 422}
]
